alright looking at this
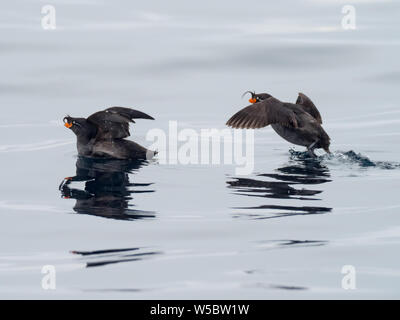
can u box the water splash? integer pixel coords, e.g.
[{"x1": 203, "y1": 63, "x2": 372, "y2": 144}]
[{"x1": 289, "y1": 149, "x2": 400, "y2": 170}]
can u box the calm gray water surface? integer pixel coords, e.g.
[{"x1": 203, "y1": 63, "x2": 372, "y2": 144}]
[{"x1": 1, "y1": 0, "x2": 400, "y2": 299}]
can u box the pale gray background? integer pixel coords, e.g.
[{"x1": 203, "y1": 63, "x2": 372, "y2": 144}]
[{"x1": 0, "y1": 0, "x2": 399, "y2": 299}]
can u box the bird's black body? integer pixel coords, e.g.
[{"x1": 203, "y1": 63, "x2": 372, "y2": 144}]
[
  {"x1": 226, "y1": 92, "x2": 330, "y2": 156},
  {"x1": 64, "y1": 107, "x2": 155, "y2": 160}
]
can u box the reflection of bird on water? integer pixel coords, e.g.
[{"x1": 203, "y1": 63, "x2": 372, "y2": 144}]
[
  {"x1": 226, "y1": 91, "x2": 330, "y2": 157},
  {"x1": 59, "y1": 157, "x2": 155, "y2": 220},
  {"x1": 227, "y1": 156, "x2": 332, "y2": 219},
  {"x1": 63, "y1": 107, "x2": 156, "y2": 160}
]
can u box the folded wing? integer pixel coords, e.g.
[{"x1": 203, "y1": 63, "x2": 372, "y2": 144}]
[
  {"x1": 88, "y1": 107, "x2": 154, "y2": 140},
  {"x1": 296, "y1": 93, "x2": 322, "y2": 124},
  {"x1": 226, "y1": 97, "x2": 298, "y2": 129}
]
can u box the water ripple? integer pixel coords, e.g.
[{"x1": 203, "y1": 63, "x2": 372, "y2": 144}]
[{"x1": 0, "y1": 139, "x2": 73, "y2": 152}]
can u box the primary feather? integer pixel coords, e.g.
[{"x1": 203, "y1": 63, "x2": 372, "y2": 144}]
[{"x1": 87, "y1": 107, "x2": 154, "y2": 140}]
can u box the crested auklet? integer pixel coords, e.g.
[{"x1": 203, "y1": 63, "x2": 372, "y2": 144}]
[
  {"x1": 64, "y1": 107, "x2": 155, "y2": 160},
  {"x1": 226, "y1": 92, "x2": 330, "y2": 157}
]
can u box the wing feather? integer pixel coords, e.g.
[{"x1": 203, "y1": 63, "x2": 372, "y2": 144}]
[
  {"x1": 226, "y1": 97, "x2": 298, "y2": 129},
  {"x1": 87, "y1": 107, "x2": 154, "y2": 140},
  {"x1": 295, "y1": 93, "x2": 322, "y2": 124}
]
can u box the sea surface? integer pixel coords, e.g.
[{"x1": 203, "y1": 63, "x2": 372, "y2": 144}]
[{"x1": 1, "y1": 0, "x2": 400, "y2": 299}]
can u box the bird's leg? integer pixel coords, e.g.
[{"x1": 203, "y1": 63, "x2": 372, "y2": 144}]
[{"x1": 307, "y1": 140, "x2": 318, "y2": 158}]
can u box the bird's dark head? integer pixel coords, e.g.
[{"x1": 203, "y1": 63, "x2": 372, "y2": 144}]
[
  {"x1": 63, "y1": 116, "x2": 94, "y2": 139},
  {"x1": 242, "y1": 91, "x2": 272, "y2": 104}
]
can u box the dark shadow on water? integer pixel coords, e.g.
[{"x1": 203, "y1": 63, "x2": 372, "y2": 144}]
[
  {"x1": 71, "y1": 246, "x2": 162, "y2": 268},
  {"x1": 59, "y1": 157, "x2": 155, "y2": 221},
  {"x1": 249, "y1": 282, "x2": 308, "y2": 291},
  {"x1": 227, "y1": 154, "x2": 332, "y2": 219},
  {"x1": 258, "y1": 239, "x2": 328, "y2": 248},
  {"x1": 270, "y1": 284, "x2": 308, "y2": 291}
]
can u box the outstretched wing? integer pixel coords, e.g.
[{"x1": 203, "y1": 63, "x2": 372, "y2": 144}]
[
  {"x1": 87, "y1": 107, "x2": 154, "y2": 140},
  {"x1": 226, "y1": 97, "x2": 298, "y2": 129},
  {"x1": 295, "y1": 93, "x2": 322, "y2": 124}
]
